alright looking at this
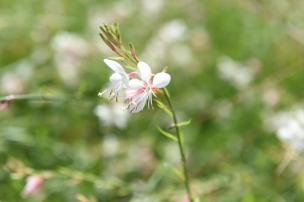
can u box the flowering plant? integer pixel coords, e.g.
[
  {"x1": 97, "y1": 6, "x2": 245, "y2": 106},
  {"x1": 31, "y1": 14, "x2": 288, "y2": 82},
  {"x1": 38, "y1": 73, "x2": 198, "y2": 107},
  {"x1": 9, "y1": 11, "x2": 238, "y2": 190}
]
[{"x1": 98, "y1": 23, "x2": 195, "y2": 201}]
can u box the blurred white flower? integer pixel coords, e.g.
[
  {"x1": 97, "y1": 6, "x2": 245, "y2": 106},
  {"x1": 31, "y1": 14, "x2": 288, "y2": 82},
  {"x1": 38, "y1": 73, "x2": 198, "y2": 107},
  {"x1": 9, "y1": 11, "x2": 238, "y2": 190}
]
[
  {"x1": 1, "y1": 73, "x2": 24, "y2": 94},
  {"x1": 217, "y1": 56, "x2": 257, "y2": 89},
  {"x1": 142, "y1": 20, "x2": 187, "y2": 67},
  {"x1": 159, "y1": 20, "x2": 187, "y2": 43},
  {"x1": 23, "y1": 175, "x2": 44, "y2": 196},
  {"x1": 141, "y1": 0, "x2": 164, "y2": 16},
  {"x1": 169, "y1": 44, "x2": 193, "y2": 67},
  {"x1": 267, "y1": 107, "x2": 304, "y2": 152},
  {"x1": 102, "y1": 135, "x2": 119, "y2": 157},
  {"x1": 127, "y1": 140, "x2": 156, "y2": 174},
  {"x1": 94, "y1": 103, "x2": 129, "y2": 129},
  {"x1": 0, "y1": 61, "x2": 33, "y2": 94},
  {"x1": 51, "y1": 32, "x2": 88, "y2": 86},
  {"x1": 88, "y1": 1, "x2": 133, "y2": 28},
  {"x1": 126, "y1": 61, "x2": 171, "y2": 113},
  {"x1": 262, "y1": 87, "x2": 281, "y2": 108}
]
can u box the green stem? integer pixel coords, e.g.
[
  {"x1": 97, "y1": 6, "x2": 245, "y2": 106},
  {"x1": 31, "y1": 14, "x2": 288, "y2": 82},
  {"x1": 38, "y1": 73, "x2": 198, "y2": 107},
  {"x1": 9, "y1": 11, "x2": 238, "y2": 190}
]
[
  {"x1": 0, "y1": 93, "x2": 64, "y2": 102},
  {"x1": 163, "y1": 89, "x2": 193, "y2": 202}
]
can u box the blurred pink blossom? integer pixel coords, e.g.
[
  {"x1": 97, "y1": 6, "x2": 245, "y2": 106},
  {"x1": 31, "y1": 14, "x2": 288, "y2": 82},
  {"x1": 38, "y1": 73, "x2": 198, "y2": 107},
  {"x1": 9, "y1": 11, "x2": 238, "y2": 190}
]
[
  {"x1": 0, "y1": 95, "x2": 14, "y2": 110},
  {"x1": 182, "y1": 195, "x2": 190, "y2": 202},
  {"x1": 23, "y1": 175, "x2": 44, "y2": 196},
  {"x1": 0, "y1": 100, "x2": 10, "y2": 110}
]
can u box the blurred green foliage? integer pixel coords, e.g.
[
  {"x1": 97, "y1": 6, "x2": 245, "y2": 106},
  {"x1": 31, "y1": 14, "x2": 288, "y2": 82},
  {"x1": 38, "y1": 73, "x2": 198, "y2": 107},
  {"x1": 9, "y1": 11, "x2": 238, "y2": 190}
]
[{"x1": 1, "y1": 0, "x2": 304, "y2": 201}]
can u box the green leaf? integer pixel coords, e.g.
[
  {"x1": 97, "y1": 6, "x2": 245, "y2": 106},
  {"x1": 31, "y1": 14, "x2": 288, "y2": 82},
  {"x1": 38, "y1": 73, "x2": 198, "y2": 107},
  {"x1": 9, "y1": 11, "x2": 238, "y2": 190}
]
[
  {"x1": 157, "y1": 127, "x2": 177, "y2": 142},
  {"x1": 170, "y1": 119, "x2": 192, "y2": 129}
]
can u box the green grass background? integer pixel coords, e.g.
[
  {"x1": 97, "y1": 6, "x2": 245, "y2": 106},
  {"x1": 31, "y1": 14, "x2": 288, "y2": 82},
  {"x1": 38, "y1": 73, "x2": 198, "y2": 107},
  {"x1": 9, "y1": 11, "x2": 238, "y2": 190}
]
[{"x1": 1, "y1": 0, "x2": 304, "y2": 201}]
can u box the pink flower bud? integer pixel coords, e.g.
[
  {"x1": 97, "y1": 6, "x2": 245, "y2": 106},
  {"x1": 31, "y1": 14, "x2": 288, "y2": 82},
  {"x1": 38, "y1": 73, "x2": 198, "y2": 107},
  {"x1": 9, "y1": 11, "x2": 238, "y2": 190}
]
[
  {"x1": 0, "y1": 100, "x2": 10, "y2": 110},
  {"x1": 182, "y1": 195, "x2": 190, "y2": 202},
  {"x1": 0, "y1": 95, "x2": 14, "y2": 110},
  {"x1": 23, "y1": 175, "x2": 44, "y2": 196}
]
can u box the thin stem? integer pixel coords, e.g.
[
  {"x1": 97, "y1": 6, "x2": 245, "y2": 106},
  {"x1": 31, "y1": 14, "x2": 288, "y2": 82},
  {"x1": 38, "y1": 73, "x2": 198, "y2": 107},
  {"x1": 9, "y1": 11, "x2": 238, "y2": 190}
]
[
  {"x1": 162, "y1": 89, "x2": 193, "y2": 202},
  {"x1": 0, "y1": 94, "x2": 62, "y2": 102}
]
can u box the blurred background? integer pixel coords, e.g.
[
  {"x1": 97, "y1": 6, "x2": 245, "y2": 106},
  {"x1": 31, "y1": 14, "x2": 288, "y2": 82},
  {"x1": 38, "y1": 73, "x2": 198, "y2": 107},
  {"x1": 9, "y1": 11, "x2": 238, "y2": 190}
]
[{"x1": 1, "y1": 0, "x2": 304, "y2": 201}]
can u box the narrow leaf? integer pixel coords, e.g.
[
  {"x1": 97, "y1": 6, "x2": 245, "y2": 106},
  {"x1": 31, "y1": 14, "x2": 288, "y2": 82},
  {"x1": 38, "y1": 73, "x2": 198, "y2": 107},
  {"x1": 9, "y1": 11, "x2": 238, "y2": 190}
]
[
  {"x1": 169, "y1": 119, "x2": 191, "y2": 129},
  {"x1": 157, "y1": 127, "x2": 177, "y2": 142}
]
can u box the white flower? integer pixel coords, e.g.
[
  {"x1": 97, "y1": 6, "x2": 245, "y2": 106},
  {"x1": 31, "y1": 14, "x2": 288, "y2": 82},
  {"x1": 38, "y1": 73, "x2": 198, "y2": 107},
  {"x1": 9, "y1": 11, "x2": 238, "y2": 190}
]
[
  {"x1": 98, "y1": 59, "x2": 129, "y2": 100},
  {"x1": 51, "y1": 32, "x2": 88, "y2": 86},
  {"x1": 142, "y1": 20, "x2": 187, "y2": 67},
  {"x1": 126, "y1": 61, "x2": 171, "y2": 113},
  {"x1": 94, "y1": 103, "x2": 129, "y2": 129},
  {"x1": 98, "y1": 60, "x2": 171, "y2": 113},
  {"x1": 217, "y1": 56, "x2": 257, "y2": 89},
  {"x1": 94, "y1": 103, "x2": 128, "y2": 129},
  {"x1": 102, "y1": 135, "x2": 119, "y2": 156},
  {"x1": 267, "y1": 108, "x2": 304, "y2": 152},
  {"x1": 0, "y1": 61, "x2": 33, "y2": 94},
  {"x1": 141, "y1": 0, "x2": 164, "y2": 15}
]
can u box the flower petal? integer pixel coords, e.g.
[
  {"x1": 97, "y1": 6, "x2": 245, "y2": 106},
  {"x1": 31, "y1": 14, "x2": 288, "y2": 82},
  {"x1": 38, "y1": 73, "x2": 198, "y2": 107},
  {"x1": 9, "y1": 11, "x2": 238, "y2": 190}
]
[
  {"x1": 109, "y1": 73, "x2": 122, "y2": 83},
  {"x1": 104, "y1": 59, "x2": 124, "y2": 73},
  {"x1": 127, "y1": 92, "x2": 150, "y2": 113},
  {"x1": 119, "y1": 73, "x2": 129, "y2": 87},
  {"x1": 128, "y1": 71, "x2": 138, "y2": 78},
  {"x1": 128, "y1": 79, "x2": 145, "y2": 89},
  {"x1": 137, "y1": 61, "x2": 152, "y2": 82},
  {"x1": 152, "y1": 72, "x2": 171, "y2": 88}
]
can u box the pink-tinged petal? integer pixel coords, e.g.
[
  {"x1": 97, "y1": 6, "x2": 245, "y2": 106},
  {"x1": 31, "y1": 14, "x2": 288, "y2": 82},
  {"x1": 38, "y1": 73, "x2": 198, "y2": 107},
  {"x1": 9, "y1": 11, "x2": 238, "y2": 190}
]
[
  {"x1": 128, "y1": 71, "x2": 138, "y2": 78},
  {"x1": 23, "y1": 175, "x2": 44, "y2": 196},
  {"x1": 128, "y1": 79, "x2": 145, "y2": 89},
  {"x1": 152, "y1": 72, "x2": 171, "y2": 88},
  {"x1": 137, "y1": 61, "x2": 152, "y2": 82},
  {"x1": 127, "y1": 91, "x2": 150, "y2": 113},
  {"x1": 104, "y1": 59, "x2": 124, "y2": 73},
  {"x1": 126, "y1": 89, "x2": 138, "y2": 99},
  {"x1": 126, "y1": 87, "x2": 145, "y2": 99},
  {"x1": 109, "y1": 73, "x2": 122, "y2": 83}
]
